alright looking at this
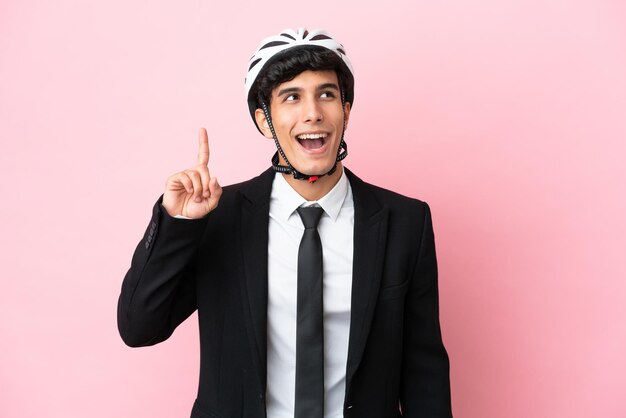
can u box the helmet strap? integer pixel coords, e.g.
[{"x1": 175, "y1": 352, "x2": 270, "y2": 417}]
[{"x1": 261, "y1": 91, "x2": 348, "y2": 184}]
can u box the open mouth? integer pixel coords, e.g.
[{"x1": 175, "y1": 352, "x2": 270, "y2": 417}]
[{"x1": 296, "y1": 132, "x2": 328, "y2": 150}]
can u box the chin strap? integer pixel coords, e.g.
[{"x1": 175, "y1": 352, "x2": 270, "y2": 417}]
[{"x1": 261, "y1": 91, "x2": 348, "y2": 184}]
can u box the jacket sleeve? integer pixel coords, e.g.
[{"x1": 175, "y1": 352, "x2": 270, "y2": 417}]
[
  {"x1": 117, "y1": 195, "x2": 209, "y2": 347},
  {"x1": 400, "y1": 202, "x2": 453, "y2": 417}
]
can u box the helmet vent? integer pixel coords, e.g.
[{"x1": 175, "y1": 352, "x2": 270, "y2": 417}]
[
  {"x1": 260, "y1": 41, "x2": 289, "y2": 50},
  {"x1": 248, "y1": 58, "x2": 262, "y2": 71},
  {"x1": 280, "y1": 33, "x2": 296, "y2": 40},
  {"x1": 310, "y1": 34, "x2": 331, "y2": 41}
]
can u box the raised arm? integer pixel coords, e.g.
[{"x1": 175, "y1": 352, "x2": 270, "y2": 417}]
[{"x1": 117, "y1": 128, "x2": 222, "y2": 347}]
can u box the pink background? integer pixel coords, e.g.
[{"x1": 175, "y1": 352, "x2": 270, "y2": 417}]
[{"x1": 1, "y1": 0, "x2": 625, "y2": 417}]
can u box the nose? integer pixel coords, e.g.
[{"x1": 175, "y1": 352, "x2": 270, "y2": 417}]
[{"x1": 302, "y1": 97, "x2": 323, "y2": 123}]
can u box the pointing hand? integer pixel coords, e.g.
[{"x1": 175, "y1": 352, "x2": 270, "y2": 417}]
[{"x1": 162, "y1": 128, "x2": 222, "y2": 219}]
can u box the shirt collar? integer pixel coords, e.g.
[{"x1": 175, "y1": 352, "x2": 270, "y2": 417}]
[{"x1": 270, "y1": 169, "x2": 349, "y2": 223}]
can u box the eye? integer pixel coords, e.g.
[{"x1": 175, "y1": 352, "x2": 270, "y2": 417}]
[
  {"x1": 320, "y1": 91, "x2": 336, "y2": 99},
  {"x1": 285, "y1": 93, "x2": 299, "y2": 102}
]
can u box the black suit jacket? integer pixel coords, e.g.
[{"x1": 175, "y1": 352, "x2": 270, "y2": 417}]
[{"x1": 118, "y1": 167, "x2": 452, "y2": 418}]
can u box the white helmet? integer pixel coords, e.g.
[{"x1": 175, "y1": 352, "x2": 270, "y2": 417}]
[{"x1": 245, "y1": 28, "x2": 355, "y2": 123}]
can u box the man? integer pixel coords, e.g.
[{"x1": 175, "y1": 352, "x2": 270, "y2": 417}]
[{"x1": 118, "y1": 28, "x2": 452, "y2": 417}]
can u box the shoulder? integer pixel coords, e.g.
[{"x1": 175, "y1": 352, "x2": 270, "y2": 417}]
[
  {"x1": 345, "y1": 168, "x2": 430, "y2": 213},
  {"x1": 221, "y1": 168, "x2": 274, "y2": 193},
  {"x1": 345, "y1": 169, "x2": 435, "y2": 258},
  {"x1": 345, "y1": 168, "x2": 434, "y2": 244},
  {"x1": 215, "y1": 167, "x2": 275, "y2": 206}
]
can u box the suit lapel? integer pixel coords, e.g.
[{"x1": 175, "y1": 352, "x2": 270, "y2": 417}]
[
  {"x1": 344, "y1": 168, "x2": 389, "y2": 390},
  {"x1": 238, "y1": 168, "x2": 274, "y2": 392}
]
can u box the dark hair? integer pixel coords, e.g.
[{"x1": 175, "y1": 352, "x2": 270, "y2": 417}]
[{"x1": 252, "y1": 45, "x2": 354, "y2": 109}]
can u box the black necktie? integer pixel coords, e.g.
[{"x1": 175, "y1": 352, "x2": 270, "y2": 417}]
[{"x1": 295, "y1": 206, "x2": 325, "y2": 418}]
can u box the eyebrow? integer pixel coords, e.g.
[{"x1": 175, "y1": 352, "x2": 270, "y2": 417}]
[
  {"x1": 276, "y1": 87, "x2": 302, "y2": 97},
  {"x1": 276, "y1": 83, "x2": 340, "y2": 97},
  {"x1": 318, "y1": 83, "x2": 340, "y2": 91}
]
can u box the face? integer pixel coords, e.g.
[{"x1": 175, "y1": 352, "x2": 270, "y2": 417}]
[{"x1": 255, "y1": 70, "x2": 351, "y2": 176}]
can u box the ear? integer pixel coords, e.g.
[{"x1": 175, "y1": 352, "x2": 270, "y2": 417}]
[
  {"x1": 343, "y1": 102, "x2": 351, "y2": 131},
  {"x1": 254, "y1": 108, "x2": 274, "y2": 139}
]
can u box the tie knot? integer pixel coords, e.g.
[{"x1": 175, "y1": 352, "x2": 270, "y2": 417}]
[{"x1": 296, "y1": 206, "x2": 324, "y2": 229}]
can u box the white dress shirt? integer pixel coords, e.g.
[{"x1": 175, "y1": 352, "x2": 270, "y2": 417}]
[{"x1": 266, "y1": 170, "x2": 354, "y2": 418}]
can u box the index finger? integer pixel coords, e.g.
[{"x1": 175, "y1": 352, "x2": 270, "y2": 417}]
[{"x1": 197, "y1": 127, "x2": 209, "y2": 166}]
